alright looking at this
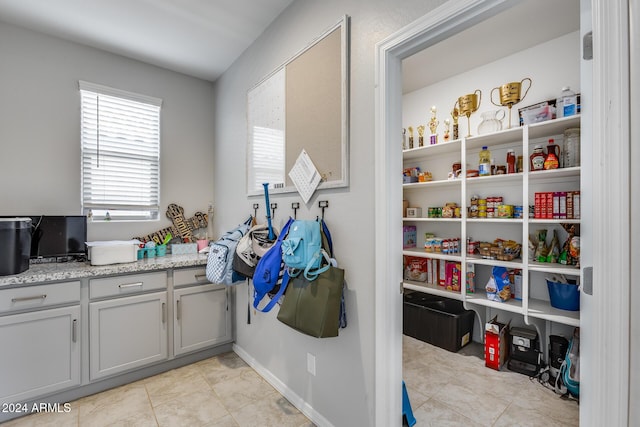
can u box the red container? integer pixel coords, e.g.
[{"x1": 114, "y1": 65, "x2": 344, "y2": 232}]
[{"x1": 484, "y1": 317, "x2": 510, "y2": 370}]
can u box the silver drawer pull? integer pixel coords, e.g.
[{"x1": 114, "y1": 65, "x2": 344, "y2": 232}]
[
  {"x1": 162, "y1": 302, "x2": 166, "y2": 323},
  {"x1": 118, "y1": 282, "x2": 144, "y2": 289},
  {"x1": 72, "y1": 319, "x2": 77, "y2": 343},
  {"x1": 176, "y1": 300, "x2": 181, "y2": 320},
  {"x1": 194, "y1": 274, "x2": 208, "y2": 282},
  {"x1": 11, "y1": 294, "x2": 47, "y2": 303}
]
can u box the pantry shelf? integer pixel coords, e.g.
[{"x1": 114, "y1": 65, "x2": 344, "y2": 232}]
[
  {"x1": 402, "y1": 249, "x2": 462, "y2": 262},
  {"x1": 527, "y1": 298, "x2": 580, "y2": 327},
  {"x1": 403, "y1": 281, "x2": 463, "y2": 301}
]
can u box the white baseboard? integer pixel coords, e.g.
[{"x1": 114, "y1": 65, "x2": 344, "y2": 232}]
[{"x1": 233, "y1": 343, "x2": 333, "y2": 427}]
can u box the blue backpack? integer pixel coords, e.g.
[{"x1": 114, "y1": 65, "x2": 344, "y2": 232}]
[
  {"x1": 206, "y1": 217, "x2": 252, "y2": 285},
  {"x1": 253, "y1": 217, "x2": 294, "y2": 312},
  {"x1": 281, "y1": 219, "x2": 330, "y2": 281}
]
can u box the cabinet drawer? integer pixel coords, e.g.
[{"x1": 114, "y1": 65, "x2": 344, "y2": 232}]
[
  {"x1": 0, "y1": 281, "x2": 81, "y2": 314},
  {"x1": 90, "y1": 272, "x2": 167, "y2": 299},
  {"x1": 173, "y1": 267, "x2": 210, "y2": 287}
]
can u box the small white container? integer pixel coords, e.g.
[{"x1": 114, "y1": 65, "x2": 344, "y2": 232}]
[{"x1": 86, "y1": 241, "x2": 140, "y2": 266}]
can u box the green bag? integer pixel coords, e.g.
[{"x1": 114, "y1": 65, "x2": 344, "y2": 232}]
[{"x1": 276, "y1": 265, "x2": 344, "y2": 338}]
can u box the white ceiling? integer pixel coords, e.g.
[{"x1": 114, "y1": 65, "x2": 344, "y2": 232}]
[
  {"x1": 0, "y1": 0, "x2": 580, "y2": 88},
  {"x1": 402, "y1": 0, "x2": 581, "y2": 93},
  {"x1": 0, "y1": 0, "x2": 294, "y2": 82}
]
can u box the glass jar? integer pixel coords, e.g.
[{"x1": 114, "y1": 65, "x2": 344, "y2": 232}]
[{"x1": 563, "y1": 128, "x2": 581, "y2": 167}]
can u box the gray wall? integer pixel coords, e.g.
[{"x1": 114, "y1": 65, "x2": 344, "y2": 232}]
[
  {"x1": 213, "y1": 0, "x2": 445, "y2": 424},
  {"x1": 0, "y1": 22, "x2": 215, "y2": 242}
]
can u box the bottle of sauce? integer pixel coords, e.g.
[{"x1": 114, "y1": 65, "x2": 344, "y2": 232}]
[
  {"x1": 530, "y1": 145, "x2": 545, "y2": 171},
  {"x1": 506, "y1": 150, "x2": 516, "y2": 174},
  {"x1": 478, "y1": 146, "x2": 491, "y2": 176},
  {"x1": 544, "y1": 138, "x2": 560, "y2": 170}
]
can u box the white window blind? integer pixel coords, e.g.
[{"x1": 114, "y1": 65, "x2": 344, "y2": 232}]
[{"x1": 79, "y1": 81, "x2": 162, "y2": 221}]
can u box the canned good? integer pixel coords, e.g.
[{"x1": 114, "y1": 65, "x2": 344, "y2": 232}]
[
  {"x1": 514, "y1": 205, "x2": 523, "y2": 219},
  {"x1": 497, "y1": 204, "x2": 514, "y2": 218}
]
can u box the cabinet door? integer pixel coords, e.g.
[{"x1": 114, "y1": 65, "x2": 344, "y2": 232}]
[
  {"x1": 174, "y1": 284, "x2": 231, "y2": 356},
  {"x1": 90, "y1": 292, "x2": 168, "y2": 380},
  {"x1": 0, "y1": 305, "x2": 80, "y2": 405}
]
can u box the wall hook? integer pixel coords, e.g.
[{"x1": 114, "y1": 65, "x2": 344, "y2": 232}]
[
  {"x1": 318, "y1": 200, "x2": 329, "y2": 220},
  {"x1": 291, "y1": 202, "x2": 300, "y2": 219},
  {"x1": 270, "y1": 202, "x2": 278, "y2": 220},
  {"x1": 252, "y1": 203, "x2": 259, "y2": 220}
]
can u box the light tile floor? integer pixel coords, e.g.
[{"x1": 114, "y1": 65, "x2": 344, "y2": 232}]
[
  {"x1": 3, "y1": 339, "x2": 579, "y2": 427},
  {"x1": 1, "y1": 352, "x2": 313, "y2": 427},
  {"x1": 403, "y1": 334, "x2": 580, "y2": 427}
]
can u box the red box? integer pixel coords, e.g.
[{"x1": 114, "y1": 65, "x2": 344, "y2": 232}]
[{"x1": 485, "y1": 316, "x2": 510, "y2": 370}]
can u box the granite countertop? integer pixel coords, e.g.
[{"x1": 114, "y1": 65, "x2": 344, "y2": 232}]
[{"x1": 0, "y1": 253, "x2": 209, "y2": 287}]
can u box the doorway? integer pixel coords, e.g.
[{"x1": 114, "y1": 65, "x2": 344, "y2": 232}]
[{"x1": 374, "y1": 0, "x2": 631, "y2": 425}]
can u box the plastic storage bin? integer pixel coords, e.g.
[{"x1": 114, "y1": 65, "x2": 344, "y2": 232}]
[
  {"x1": 403, "y1": 291, "x2": 475, "y2": 352},
  {"x1": 546, "y1": 280, "x2": 580, "y2": 311}
]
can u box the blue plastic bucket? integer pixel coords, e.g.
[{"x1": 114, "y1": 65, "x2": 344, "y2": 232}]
[{"x1": 546, "y1": 280, "x2": 580, "y2": 311}]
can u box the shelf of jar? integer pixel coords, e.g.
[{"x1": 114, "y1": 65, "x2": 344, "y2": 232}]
[
  {"x1": 402, "y1": 179, "x2": 461, "y2": 189},
  {"x1": 466, "y1": 126, "x2": 523, "y2": 150},
  {"x1": 466, "y1": 218, "x2": 524, "y2": 224},
  {"x1": 465, "y1": 255, "x2": 524, "y2": 269},
  {"x1": 465, "y1": 172, "x2": 523, "y2": 185},
  {"x1": 528, "y1": 166, "x2": 581, "y2": 181},
  {"x1": 402, "y1": 248, "x2": 462, "y2": 262},
  {"x1": 528, "y1": 115, "x2": 581, "y2": 139},
  {"x1": 528, "y1": 218, "x2": 580, "y2": 225},
  {"x1": 465, "y1": 292, "x2": 524, "y2": 314},
  {"x1": 402, "y1": 217, "x2": 462, "y2": 222},
  {"x1": 527, "y1": 298, "x2": 580, "y2": 327},
  {"x1": 402, "y1": 138, "x2": 461, "y2": 159},
  {"x1": 403, "y1": 281, "x2": 463, "y2": 301},
  {"x1": 528, "y1": 261, "x2": 580, "y2": 276}
]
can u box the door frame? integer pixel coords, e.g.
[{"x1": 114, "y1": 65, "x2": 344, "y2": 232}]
[{"x1": 373, "y1": 0, "x2": 631, "y2": 425}]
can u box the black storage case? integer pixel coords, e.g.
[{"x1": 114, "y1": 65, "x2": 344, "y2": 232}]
[
  {"x1": 403, "y1": 291, "x2": 475, "y2": 352},
  {"x1": 0, "y1": 218, "x2": 32, "y2": 276}
]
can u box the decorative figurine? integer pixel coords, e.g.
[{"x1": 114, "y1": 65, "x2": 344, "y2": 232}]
[
  {"x1": 417, "y1": 125, "x2": 425, "y2": 147},
  {"x1": 429, "y1": 106, "x2": 439, "y2": 145}
]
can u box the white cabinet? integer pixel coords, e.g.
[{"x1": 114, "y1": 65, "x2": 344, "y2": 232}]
[
  {"x1": 0, "y1": 281, "x2": 81, "y2": 405},
  {"x1": 402, "y1": 115, "x2": 581, "y2": 330},
  {"x1": 89, "y1": 272, "x2": 168, "y2": 380},
  {"x1": 173, "y1": 267, "x2": 231, "y2": 356},
  {"x1": 173, "y1": 283, "x2": 231, "y2": 356}
]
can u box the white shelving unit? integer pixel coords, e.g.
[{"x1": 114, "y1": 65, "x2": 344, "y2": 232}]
[{"x1": 402, "y1": 115, "x2": 581, "y2": 333}]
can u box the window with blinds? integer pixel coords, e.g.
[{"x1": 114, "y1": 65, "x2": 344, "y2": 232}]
[{"x1": 79, "y1": 81, "x2": 162, "y2": 221}]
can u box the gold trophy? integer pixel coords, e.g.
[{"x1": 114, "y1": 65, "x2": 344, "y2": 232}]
[
  {"x1": 407, "y1": 126, "x2": 414, "y2": 149},
  {"x1": 455, "y1": 90, "x2": 482, "y2": 137},
  {"x1": 451, "y1": 108, "x2": 459, "y2": 140},
  {"x1": 417, "y1": 125, "x2": 425, "y2": 147},
  {"x1": 490, "y1": 77, "x2": 532, "y2": 128},
  {"x1": 443, "y1": 118, "x2": 451, "y2": 142}
]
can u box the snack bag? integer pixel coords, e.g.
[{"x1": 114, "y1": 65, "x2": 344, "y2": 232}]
[{"x1": 486, "y1": 266, "x2": 512, "y2": 302}]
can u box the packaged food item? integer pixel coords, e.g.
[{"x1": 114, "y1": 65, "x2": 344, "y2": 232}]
[
  {"x1": 403, "y1": 256, "x2": 428, "y2": 282},
  {"x1": 486, "y1": 266, "x2": 512, "y2": 302},
  {"x1": 466, "y1": 263, "x2": 475, "y2": 294},
  {"x1": 530, "y1": 145, "x2": 545, "y2": 171}
]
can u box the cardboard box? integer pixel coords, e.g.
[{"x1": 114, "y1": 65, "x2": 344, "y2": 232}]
[
  {"x1": 171, "y1": 243, "x2": 198, "y2": 254},
  {"x1": 403, "y1": 226, "x2": 417, "y2": 249},
  {"x1": 406, "y1": 207, "x2": 422, "y2": 218},
  {"x1": 485, "y1": 316, "x2": 510, "y2": 370}
]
